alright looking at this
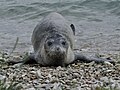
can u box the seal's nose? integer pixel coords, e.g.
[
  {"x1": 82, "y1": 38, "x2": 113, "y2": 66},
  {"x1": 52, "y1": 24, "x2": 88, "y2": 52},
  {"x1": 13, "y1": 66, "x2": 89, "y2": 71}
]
[
  {"x1": 55, "y1": 46, "x2": 61, "y2": 52},
  {"x1": 57, "y1": 47, "x2": 60, "y2": 51}
]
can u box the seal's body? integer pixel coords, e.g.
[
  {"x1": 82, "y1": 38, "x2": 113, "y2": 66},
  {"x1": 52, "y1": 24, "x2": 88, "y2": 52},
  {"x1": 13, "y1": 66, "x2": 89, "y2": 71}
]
[
  {"x1": 7, "y1": 12, "x2": 115, "y2": 66},
  {"x1": 32, "y1": 12, "x2": 75, "y2": 66}
]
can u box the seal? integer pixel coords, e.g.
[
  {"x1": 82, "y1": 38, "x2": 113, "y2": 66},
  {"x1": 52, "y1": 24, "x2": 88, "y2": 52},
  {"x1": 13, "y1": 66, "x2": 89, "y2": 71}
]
[
  {"x1": 7, "y1": 12, "x2": 115, "y2": 66},
  {"x1": 31, "y1": 12, "x2": 75, "y2": 66}
]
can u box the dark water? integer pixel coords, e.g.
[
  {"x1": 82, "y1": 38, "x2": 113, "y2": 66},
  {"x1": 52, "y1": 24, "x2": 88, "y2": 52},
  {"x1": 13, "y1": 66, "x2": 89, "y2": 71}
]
[{"x1": 0, "y1": 0, "x2": 120, "y2": 55}]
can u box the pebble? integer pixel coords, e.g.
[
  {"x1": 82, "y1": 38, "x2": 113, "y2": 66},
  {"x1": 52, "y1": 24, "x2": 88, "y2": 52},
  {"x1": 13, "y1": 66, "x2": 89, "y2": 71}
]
[
  {"x1": 0, "y1": 74, "x2": 6, "y2": 80},
  {"x1": 26, "y1": 87, "x2": 36, "y2": 90},
  {"x1": 53, "y1": 83, "x2": 62, "y2": 90}
]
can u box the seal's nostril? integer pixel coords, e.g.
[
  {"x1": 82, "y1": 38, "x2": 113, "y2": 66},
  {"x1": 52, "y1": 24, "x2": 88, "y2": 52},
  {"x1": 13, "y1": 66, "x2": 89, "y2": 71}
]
[
  {"x1": 56, "y1": 46, "x2": 60, "y2": 52},
  {"x1": 57, "y1": 47, "x2": 60, "y2": 51},
  {"x1": 47, "y1": 41, "x2": 52, "y2": 46}
]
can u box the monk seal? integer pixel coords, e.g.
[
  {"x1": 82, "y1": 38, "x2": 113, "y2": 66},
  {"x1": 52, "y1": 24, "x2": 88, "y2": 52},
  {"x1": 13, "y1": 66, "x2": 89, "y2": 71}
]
[
  {"x1": 7, "y1": 12, "x2": 115, "y2": 66},
  {"x1": 31, "y1": 12, "x2": 75, "y2": 66}
]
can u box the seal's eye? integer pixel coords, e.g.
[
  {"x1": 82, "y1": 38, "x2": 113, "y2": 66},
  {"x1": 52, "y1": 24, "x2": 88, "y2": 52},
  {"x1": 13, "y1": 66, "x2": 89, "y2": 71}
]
[
  {"x1": 47, "y1": 41, "x2": 52, "y2": 46},
  {"x1": 61, "y1": 41, "x2": 66, "y2": 46}
]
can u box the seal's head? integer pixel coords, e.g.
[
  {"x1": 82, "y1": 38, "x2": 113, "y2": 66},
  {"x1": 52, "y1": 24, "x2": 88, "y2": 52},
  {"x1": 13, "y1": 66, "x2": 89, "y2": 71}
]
[{"x1": 44, "y1": 33, "x2": 69, "y2": 66}]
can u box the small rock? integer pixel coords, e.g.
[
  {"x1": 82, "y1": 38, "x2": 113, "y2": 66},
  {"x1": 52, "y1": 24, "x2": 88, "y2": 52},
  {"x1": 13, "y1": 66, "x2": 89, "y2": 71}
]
[
  {"x1": 73, "y1": 73, "x2": 79, "y2": 78},
  {"x1": 56, "y1": 66, "x2": 63, "y2": 71},
  {"x1": 71, "y1": 86, "x2": 82, "y2": 90},
  {"x1": 100, "y1": 76, "x2": 112, "y2": 85},
  {"x1": 0, "y1": 74, "x2": 6, "y2": 80},
  {"x1": 48, "y1": 73, "x2": 52, "y2": 78},
  {"x1": 72, "y1": 79, "x2": 77, "y2": 83},
  {"x1": 45, "y1": 79, "x2": 50, "y2": 83},
  {"x1": 53, "y1": 83, "x2": 62, "y2": 90},
  {"x1": 104, "y1": 61, "x2": 113, "y2": 66},
  {"x1": 36, "y1": 70, "x2": 44, "y2": 78},
  {"x1": 26, "y1": 87, "x2": 35, "y2": 90},
  {"x1": 30, "y1": 71, "x2": 36, "y2": 74}
]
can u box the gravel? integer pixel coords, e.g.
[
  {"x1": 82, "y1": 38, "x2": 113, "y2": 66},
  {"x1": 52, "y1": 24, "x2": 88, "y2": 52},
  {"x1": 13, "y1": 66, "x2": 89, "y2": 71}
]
[{"x1": 0, "y1": 53, "x2": 120, "y2": 90}]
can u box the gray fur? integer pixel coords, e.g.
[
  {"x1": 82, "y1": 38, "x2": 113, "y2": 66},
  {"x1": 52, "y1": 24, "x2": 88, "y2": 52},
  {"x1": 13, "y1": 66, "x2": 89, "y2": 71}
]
[{"x1": 32, "y1": 12, "x2": 75, "y2": 66}]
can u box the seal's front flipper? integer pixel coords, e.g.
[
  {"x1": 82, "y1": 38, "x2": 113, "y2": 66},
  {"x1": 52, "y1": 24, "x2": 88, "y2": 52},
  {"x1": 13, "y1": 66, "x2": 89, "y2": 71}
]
[
  {"x1": 7, "y1": 53, "x2": 37, "y2": 65},
  {"x1": 74, "y1": 53, "x2": 115, "y2": 65},
  {"x1": 23, "y1": 53, "x2": 37, "y2": 64},
  {"x1": 7, "y1": 59, "x2": 24, "y2": 65},
  {"x1": 70, "y1": 24, "x2": 75, "y2": 35}
]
